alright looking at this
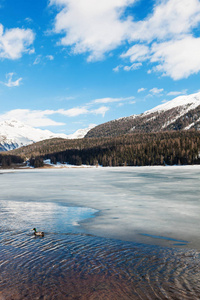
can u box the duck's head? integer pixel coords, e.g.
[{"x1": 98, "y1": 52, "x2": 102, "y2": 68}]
[{"x1": 32, "y1": 228, "x2": 36, "y2": 232}]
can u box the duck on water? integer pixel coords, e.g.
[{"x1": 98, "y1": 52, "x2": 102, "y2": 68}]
[{"x1": 32, "y1": 228, "x2": 44, "y2": 237}]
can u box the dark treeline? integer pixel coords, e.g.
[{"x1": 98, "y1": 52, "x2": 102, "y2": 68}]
[
  {"x1": 29, "y1": 156, "x2": 44, "y2": 168},
  {"x1": 0, "y1": 154, "x2": 24, "y2": 167},
  {"x1": 36, "y1": 131, "x2": 200, "y2": 167}
]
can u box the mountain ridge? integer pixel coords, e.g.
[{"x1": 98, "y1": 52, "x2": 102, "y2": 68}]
[
  {"x1": 0, "y1": 120, "x2": 95, "y2": 151},
  {"x1": 86, "y1": 92, "x2": 200, "y2": 138},
  {"x1": 2, "y1": 91, "x2": 200, "y2": 152}
]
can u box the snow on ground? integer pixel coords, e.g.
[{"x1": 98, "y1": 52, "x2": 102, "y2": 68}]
[{"x1": 43, "y1": 159, "x2": 98, "y2": 168}]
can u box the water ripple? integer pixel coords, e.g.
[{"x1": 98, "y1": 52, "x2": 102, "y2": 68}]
[{"x1": 0, "y1": 230, "x2": 199, "y2": 299}]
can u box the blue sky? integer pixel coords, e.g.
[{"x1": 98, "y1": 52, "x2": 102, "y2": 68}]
[{"x1": 1, "y1": 0, "x2": 200, "y2": 134}]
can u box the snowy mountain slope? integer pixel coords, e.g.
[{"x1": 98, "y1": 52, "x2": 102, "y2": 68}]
[
  {"x1": 145, "y1": 92, "x2": 200, "y2": 114},
  {"x1": 66, "y1": 124, "x2": 96, "y2": 139},
  {"x1": 0, "y1": 120, "x2": 95, "y2": 151},
  {"x1": 86, "y1": 92, "x2": 200, "y2": 138}
]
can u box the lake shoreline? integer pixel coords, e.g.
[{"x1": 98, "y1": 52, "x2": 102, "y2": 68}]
[{"x1": 2, "y1": 162, "x2": 200, "y2": 170}]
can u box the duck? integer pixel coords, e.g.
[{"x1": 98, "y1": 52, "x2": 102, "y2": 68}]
[{"x1": 32, "y1": 228, "x2": 44, "y2": 237}]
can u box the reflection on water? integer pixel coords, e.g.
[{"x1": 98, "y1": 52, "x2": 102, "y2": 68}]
[
  {"x1": 0, "y1": 168, "x2": 200, "y2": 299},
  {"x1": 0, "y1": 200, "x2": 97, "y2": 235}
]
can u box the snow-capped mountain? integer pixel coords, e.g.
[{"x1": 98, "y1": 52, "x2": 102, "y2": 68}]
[
  {"x1": 145, "y1": 92, "x2": 200, "y2": 114},
  {"x1": 86, "y1": 92, "x2": 200, "y2": 138},
  {"x1": 0, "y1": 120, "x2": 95, "y2": 151},
  {"x1": 66, "y1": 124, "x2": 96, "y2": 139}
]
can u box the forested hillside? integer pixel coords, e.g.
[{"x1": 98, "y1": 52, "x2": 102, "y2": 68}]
[
  {"x1": 8, "y1": 131, "x2": 200, "y2": 167},
  {"x1": 86, "y1": 105, "x2": 200, "y2": 138},
  {"x1": 0, "y1": 154, "x2": 24, "y2": 168},
  {"x1": 86, "y1": 93, "x2": 200, "y2": 138}
]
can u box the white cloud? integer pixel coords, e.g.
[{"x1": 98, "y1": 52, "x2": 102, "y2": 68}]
[
  {"x1": 167, "y1": 89, "x2": 188, "y2": 96},
  {"x1": 0, "y1": 105, "x2": 109, "y2": 127},
  {"x1": 0, "y1": 109, "x2": 64, "y2": 127},
  {"x1": 145, "y1": 94, "x2": 153, "y2": 99},
  {"x1": 117, "y1": 103, "x2": 124, "y2": 107},
  {"x1": 56, "y1": 96, "x2": 76, "y2": 101},
  {"x1": 129, "y1": 0, "x2": 200, "y2": 42},
  {"x1": 124, "y1": 0, "x2": 200, "y2": 79},
  {"x1": 0, "y1": 24, "x2": 35, "y2": 60},
  {"x1": 33, "y1": 54, "x2": 42, "y2": 65},
  {"x1": 50, "y1": 0, "x2": 136, "y2": 61},
  {"x1": 46, "y1": 54, "x2": 54, "y2": 60},
  {"x1": 149, "y1": 88, "x2": 164, "y2": 95},
  {"x1": 113, "y1": 63, "x2": 142, "y2": 72},
  {"x1": 58, "y1": 106, "x2": 109, "y2": 117},
  {"x1": 29, "y1": 48, "x2": 35, "y2": 55},
  {"x1": 151, "y1": 36, "x2": 200, "y2": 80},
  {"x1": 25, "y1": 17, "x2": 33, "y2": 23},
  {"x1": 33, "y1": 54, "x2": 54, "y2": 65},
  {"x1": 92, "y1": 96, "x2": 135, "y2": 104},
  {"x1": 0, "y1": 73, "x2": 22, "y2": 87},
  {"x1": 121, "y1": 44, "x2": 149, "y2": 62},
  {"x1": 113, "y1": 65, "x2": 123, "y2": 72},
  {"x1": 123, "y1": 62, "x2": 142, "y2": 71},
  {"x1": 92, "y1": 106, "x2": 109, "y2": 117},
  {"x1": 49, "y1": 0, "x2": 200, "y2": 79},
  {"x1": 138, "y1": 88, "x2": 146, "y2": 93},
  {"x1": 57, "y1": 107, "x2": 88, "y2": 117},
  {"x1": 57, "y1": 105, "x2": 109, "y2": 118}
]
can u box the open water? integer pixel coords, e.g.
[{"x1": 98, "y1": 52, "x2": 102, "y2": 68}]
[{"x1": 0, "y1": 166, "x2": 200, "y2": 299}]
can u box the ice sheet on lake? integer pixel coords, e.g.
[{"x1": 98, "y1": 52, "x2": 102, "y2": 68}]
[{"x1": 0, "y1": 165, "x2": 200, "y2": 249}]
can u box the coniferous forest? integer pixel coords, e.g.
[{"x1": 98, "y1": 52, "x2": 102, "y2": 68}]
[
  {"x1": 43, "y1": 131, "x2": 200, "y2": 167},
  {"x1": 3, "y1": 130, "x2": 200, "y2": 168},
  {"x1": 0, "y1": 154, "x2": 24, "y2": 167}
]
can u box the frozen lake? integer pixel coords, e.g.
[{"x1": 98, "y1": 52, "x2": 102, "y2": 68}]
[
  {"x1": 0, "y1": 166, "x2": 200, "y2": 299},
  {"x1": 1, "y1": 166, "x2": 200, "y2": 249}
]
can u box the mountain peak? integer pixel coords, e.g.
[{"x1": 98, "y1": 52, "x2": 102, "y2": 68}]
[
  {"x1": 144, "y1": 92, "x2": 200, "y2": 115},
  {"x1": 0, "y1": 119, "x2": 96, "y2": 151},
  {"x1": 86, "y1": 91, "x2": 200, "y2": 138}
]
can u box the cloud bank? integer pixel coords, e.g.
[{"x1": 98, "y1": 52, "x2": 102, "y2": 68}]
[
  {"x1": 50, "y1": 0, "x2": 200, "y2": 79},
  {"x1": 92, "y1": 96, "x2": 135, "y2": 104},
  {"x1": 0, "y1": 105, "x2": 109, "y2": 127},
  {"x1": 50, "y1": 0, "x2": 135, "y2": 61}
]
